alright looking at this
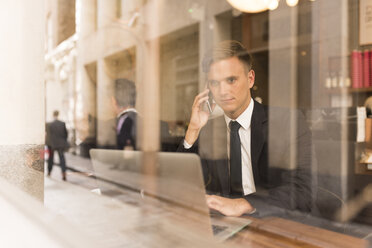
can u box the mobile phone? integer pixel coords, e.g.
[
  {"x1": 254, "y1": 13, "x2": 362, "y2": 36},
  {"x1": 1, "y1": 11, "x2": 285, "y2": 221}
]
[{"x1": 204, "y1": 91, "x2": 213, "y2": 114}]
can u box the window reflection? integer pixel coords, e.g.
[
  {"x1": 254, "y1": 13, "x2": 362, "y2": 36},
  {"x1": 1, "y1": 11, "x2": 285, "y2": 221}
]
[{"x1": 44, "y1": 0, "x2": 372, "y2": 246}]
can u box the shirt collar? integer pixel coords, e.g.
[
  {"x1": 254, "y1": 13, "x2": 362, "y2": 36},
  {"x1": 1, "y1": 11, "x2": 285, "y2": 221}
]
[
  {"x1": 117, "y1": 108, "x2": 137, "y2": 118},
  {"x1": 224, "y1": 98, "x2": 254, "y2": 130}
]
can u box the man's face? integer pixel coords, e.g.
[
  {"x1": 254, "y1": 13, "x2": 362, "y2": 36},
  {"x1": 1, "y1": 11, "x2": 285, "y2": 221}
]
[{"x1": 207, "y1": 56, "x2": 255, "y2": 119}]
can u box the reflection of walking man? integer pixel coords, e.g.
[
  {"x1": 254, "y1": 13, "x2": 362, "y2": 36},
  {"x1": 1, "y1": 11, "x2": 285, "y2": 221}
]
[
  {"x1": 46, "y1": 110, "x2": 69, "y2": 181},
  {"x1": 112, "y1": 79, "x2": 137, "y2": 150}
]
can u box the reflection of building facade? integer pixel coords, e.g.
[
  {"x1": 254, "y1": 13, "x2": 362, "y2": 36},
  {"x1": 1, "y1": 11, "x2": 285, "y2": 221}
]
[
  {"x1": 44, "y1": 1, "x2": 325, "y2": 148},
  {"x1": 46, "y1": 0, "x2": 274, "y2": 153},
  {"x1": 46, "y1": 0, "x2": 243, "y2": 154}
]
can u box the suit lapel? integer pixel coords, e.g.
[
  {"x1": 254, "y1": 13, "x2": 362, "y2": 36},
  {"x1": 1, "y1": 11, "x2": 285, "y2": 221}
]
[
  {"x1": 203, "y1": 102, "x2": 267, "y2": 195},
  {"x1": 251, "y1": 102, "x2": 268, "y2": 183},
  {"x1": 200, "y1": 116, "x2": 230, "y2": 195},
  {"x1": 213, "y1": 116, "x2": 230, "y2": 195}
]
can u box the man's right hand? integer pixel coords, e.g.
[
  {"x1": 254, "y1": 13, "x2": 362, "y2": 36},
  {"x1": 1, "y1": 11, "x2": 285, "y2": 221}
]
[{"x1": 185, "y1": 89, "x2": 215, "y2": 146}]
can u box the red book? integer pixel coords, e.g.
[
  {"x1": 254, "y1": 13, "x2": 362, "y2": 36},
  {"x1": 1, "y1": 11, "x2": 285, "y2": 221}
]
[
  {"x1": 370, "y1": 50, "x2": 372, "y2": 87},
  {"x1": 359, "y1": 51, "x2": 364, "y2": 88},
  {"x1": 351, "y1": 50, "x2": 362, "y2": 88},
  {"x1": 363, "y1": 50, "x2": 370, "y2": 88}
]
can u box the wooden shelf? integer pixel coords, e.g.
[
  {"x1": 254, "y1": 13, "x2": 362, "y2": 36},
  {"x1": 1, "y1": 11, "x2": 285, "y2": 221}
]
[
  {"x1": 349, "y1": 87, "x2": 372, "y2": 93},
  {"x1": 326, "y1": 87, "x2": 372, "y2": 94},
  {"x1": 355, "y1": 162, "x2": 372, "y2": 175}
]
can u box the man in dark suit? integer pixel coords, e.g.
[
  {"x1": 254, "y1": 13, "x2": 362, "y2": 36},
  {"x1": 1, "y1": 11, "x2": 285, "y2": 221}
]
[
  {"x1": 178, "y1": 41, "x2": 313, "y2": 216},
  {"x1": 46, "y1": 110, "x2": 69, "y2": 181},
  {"x1": 112, "y1": 78, "x2": 177, "y2": 151},
  {"x1": 112, "y1": 78, "x2": 138, "y2": 150}
]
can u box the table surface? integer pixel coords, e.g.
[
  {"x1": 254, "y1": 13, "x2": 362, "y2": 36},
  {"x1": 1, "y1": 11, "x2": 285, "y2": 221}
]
[
  {"x1": 230, "y1": 216, "x2": 368, "y2": 248},
  {"x1": 82, "y1": 158, "x2": 370, "y2": 248}
]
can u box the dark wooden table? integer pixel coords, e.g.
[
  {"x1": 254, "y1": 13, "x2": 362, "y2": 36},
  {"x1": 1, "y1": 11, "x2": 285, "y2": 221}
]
[{"x1": 229, "y1": 216, "x2": 368, "y2": 248}]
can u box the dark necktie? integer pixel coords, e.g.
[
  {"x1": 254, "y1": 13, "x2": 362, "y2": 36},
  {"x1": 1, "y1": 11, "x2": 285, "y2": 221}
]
[{"x1": 229, "y1": 121, "x2": 243, "y2": 195}]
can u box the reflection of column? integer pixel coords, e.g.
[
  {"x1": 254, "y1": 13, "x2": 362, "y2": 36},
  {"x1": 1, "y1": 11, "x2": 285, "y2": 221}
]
[
  {"x1": 76, "y1": 0, "x2": 96, "y2": 149},
  {"x1": 120, "y1": 0, "x2": 137, "y2": 21},
  {"x1": 97, "y1": 0, "x2": 117, "y2": 28},
  {"x1": 312, "y1": 0, "x2": 350, "y2": 203},
  {"x1": 78, "y1": 0, "x2": 96, "y2": 34},
  {"x1": 201, "y1": 3, "x2": 229, "y2": 156},
  {"x1": 96, "y1": 0, "x2": 117, "y2": 147},
  {"x1": 0, "y1": 0, "x2": 45, "y2": 200},
  {"x1": 269, "y1": 4, "x2": 298, "y2": 109},
  {"x1": 96, "y1": 60, "x2": 116, "y2": 147},
  {"x1": 140, "y1": 0, "x2": 160, "y2": 152},
  {"x1": 268, "y1": 3, "x2": 298, "y2": 176}
]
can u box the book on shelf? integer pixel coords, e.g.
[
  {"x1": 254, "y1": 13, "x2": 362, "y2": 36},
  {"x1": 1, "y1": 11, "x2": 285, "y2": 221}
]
[
  {"x1": 370, "y1": 50, "x2": 372, "y2": 87},
  {"x1": 351, "y1": 49, "x2": 372, "y2": 89},
  {"x1": 359, "y1": 51, "x2": 364, "y2": 88},
  {"x1": 351, "y1": 50, "x2": 362, "y2": 88},
  {"x1": 363, "y1": 50, "x2": 370, "y2": 88}
]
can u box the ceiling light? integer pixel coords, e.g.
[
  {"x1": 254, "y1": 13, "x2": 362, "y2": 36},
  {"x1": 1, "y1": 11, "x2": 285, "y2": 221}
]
[
  {"x1": 268, "y1": 0, "x2": 279, "y2": 10},
  {"x1": 286, "y1": 0, "x2": 299, "y2": 7},
  {"x1": 226, "y1": 0, "x2": 269, "y2": 13}
]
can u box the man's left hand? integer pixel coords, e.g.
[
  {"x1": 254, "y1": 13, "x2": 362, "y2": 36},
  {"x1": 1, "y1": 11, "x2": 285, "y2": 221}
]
[{"x1": 206, "y1": 195, "x2": 254, "y2": 217}]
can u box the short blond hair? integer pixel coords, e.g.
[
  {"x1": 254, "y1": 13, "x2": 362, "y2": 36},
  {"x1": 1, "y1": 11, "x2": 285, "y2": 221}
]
[{"x1": 202, "y1": 40, "x2": 253, "y2": 73}]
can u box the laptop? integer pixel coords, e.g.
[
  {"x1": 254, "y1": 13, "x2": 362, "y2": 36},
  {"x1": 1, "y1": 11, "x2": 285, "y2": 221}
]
[{"x1": 89, "y1": 149, "x2": 251, "y2": 242}]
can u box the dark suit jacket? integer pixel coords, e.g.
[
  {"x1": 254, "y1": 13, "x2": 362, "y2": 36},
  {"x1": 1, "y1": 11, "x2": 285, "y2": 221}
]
[
  {"x1": 117, "y1": 111, "x2": 137, "y2": 150},
  {"x1": 116, "y1": 110, "x2": 180, "y2": 151},
  {"x1": 46, "y1": 120, "x2": 69, "y2": 150},
  {"x1": 178, "y1": 101, "x2": 313, "y2": 212}
]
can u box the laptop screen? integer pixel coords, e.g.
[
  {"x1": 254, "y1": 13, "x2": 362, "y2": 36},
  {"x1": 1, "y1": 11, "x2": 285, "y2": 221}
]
[{"x1": 90, "y1": 149, "x2": 210, "y2": 215}]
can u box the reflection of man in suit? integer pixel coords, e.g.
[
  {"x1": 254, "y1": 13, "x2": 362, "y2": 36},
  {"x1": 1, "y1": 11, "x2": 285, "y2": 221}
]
[
  {"x1": 112, "y1": 79, "x2": 176, "y2": 151},
  {"x1": 46, "y1": 110, "x2": 69, "y2": 181},
  {"x1": 112, "y1": 78, "x2": 137, "y2": 150},
  {"x1": 178, "y1": 41, "x2": 312, "y2": 216}
]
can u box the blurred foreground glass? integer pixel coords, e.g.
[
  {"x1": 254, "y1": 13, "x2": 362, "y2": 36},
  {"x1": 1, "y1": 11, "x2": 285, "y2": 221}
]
[{"x1": 44, "y1": 0, "x2": 371, "y2": 247}]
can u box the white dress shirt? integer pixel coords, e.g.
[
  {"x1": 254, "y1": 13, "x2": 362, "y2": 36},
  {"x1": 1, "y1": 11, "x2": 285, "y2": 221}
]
[
  {"x1": 224, "y1": 99, "x2": 255, "y2": 195},
  {"x1": 184, "y1": 99, "x2": 256, "y2": 195},
  {"x1": 116, "y1": 108, "x2": 137, "y2": 134}
]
